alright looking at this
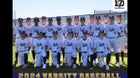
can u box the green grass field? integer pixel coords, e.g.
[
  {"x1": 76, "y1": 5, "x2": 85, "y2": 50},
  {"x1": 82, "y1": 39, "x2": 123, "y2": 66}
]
[{"x1": 12, "y1": 46, "x2": 127, "y2": 73}]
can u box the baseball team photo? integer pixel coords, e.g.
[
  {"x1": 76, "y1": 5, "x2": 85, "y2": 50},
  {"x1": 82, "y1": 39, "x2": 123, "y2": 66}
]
[
  {"x1": 12, "y1": 11, "x2": 127, "y2": 73},
  {"x1": 12, "y1": 0, "x2": 128, "y2": 78}
]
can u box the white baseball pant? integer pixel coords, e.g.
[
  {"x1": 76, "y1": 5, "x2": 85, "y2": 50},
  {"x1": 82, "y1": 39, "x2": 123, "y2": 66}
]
[{"x1": 18, "y1": 51, "x2": 28, "y2": 66}]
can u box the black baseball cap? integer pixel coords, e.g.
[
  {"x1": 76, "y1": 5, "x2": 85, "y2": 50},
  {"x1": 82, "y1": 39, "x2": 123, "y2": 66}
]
[
  {"x1": 95, "y1": 16, "x2": 101, "y2": 19},
  {"x1": 104, "y1": 14, "x2": 108, "y2": 17},
  {"x1": 68, "y1": 30, "x2": 73, "y2": 34},
  {"x1": 53, "y1": 30, "x2": 58, "y2": 34},
  {"x1": 48, "y1": 18, "x2": 53, "y2": 21},
  {"x1": 26, "y1": 17, "x2": 31, "y2": 20},
  {"x1": 18, "y1": 18, "x2": 23, "y2": 21},
  {"x1": 37, "y1": 31, "x2": 42, "y2": 34},
  {"x1": 80, "y1": 17, "x2": 85, "y2": 20},
  {"x1": 90, "y1": 14, "x2": 95, "y2": 17},
  {"x1": 99, "y1": 30, "x2": 104, "y2": 33},
  {"x1": 83, "y1": 30, "x2": 88, "y2": 34},
  {"x1": 56, "y1": 16, "x2": 61, "y2": 20},
  {"x1": 41, "y1": 16, "x2": 47, "y2": 19},
  {"x1": 109, "y1": 15, "x2": 114, "y2": 19},
  {"x1": 66, "y1": 17, "x2": 72, "y2": 20},
  {"x1": 116, "y1": 14, "x2": 121, "y2": 18},
  {"x1": 74, "y1": 16, "x2": 79, "y2": 19},
  {"x1": 20, "y1": 31, "x2": 26, "y2": 34},
  {"x1": 33, "y1": 17, "x2": 40, "y2": 22}
]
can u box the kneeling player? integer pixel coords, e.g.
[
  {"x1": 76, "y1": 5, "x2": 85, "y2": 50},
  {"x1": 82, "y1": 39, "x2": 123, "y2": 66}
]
[
  {"x1": 94, "y1": 31, "x2": 111, "y2": 70},
  {"x1": 15, "y1": 31, "x2": 30, "y2": 68},
  {"x1": 63, "y1": 30, "x2": 77, "y2": 68},
  {"x1": 32, "y1": 31, "x2": 47, "y2": 69},
  {"x1": 49, "y1": 31, "x2": 63, "y2": 68},
  {"x1": 78, "y1": 30, "x2": 94, "y2": 68}
]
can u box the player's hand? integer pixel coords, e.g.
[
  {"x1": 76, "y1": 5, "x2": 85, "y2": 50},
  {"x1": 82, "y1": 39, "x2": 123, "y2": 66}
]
[
  {"x1": 13, "y1": 41, "x2": 15, "y2": 46},
  {"x1": 118, "y1": 32, "x2": 121, "y2": 37}
]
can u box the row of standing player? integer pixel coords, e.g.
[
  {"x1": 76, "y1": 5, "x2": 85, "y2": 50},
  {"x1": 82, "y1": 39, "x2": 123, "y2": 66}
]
[{"x1": 13, "y1": 14, "x2": 127, "y2": 70}]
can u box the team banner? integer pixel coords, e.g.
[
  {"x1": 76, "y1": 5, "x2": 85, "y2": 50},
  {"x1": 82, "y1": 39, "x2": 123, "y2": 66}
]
[{"x1": 13, "y1": 72, "x2": 127, "y2": 78}]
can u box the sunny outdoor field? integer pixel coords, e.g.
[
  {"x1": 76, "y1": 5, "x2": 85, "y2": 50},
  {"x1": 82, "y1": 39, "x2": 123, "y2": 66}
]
[{"x1": 12, "y1": 46, "x2": 127, "y2": 73}]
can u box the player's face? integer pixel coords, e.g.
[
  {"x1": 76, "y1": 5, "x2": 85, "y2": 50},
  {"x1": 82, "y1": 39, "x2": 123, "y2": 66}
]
[
  {"x1": 57, "y1": 20, "x2": 61, "y2": 24},
  {"x1": 116, "y1": 17, "x2": 121, "y2": 23},
  {"x1": 48, "y1": 20, "x2": 53, "y2": 25},
  {"x1": 83, "y1": 34, "x2": 87, "y2": 38},
  {"x1": 96, "y1": 19, "x2": 100, "y2": 23},
  {"x1": 110, "y1": 19, "x2": 114, "y2": 23},
  {"x1": 99, "y1": 33, "x2": 104, "y2": 38},
  {"x1": 80, "y1": 20, "x2": 85, "y2": 24},
  {"x1": 37, "y1": 34, "x2": 42, "y2": 38},
  {"x1": 20, "y1": 34, "x2": 26, "y2": 38},
  {"x1": 104, "y1": 17, "x2": 109, "y2": 23},
  {"x1": 68, "y1": 33, "x2": 72, "y2": 39},
  {"x1": 41, "y1": 19, "x2": 47, "y2": 24},
  {"x1": 90, "y1": 17, "x2": 95, "y2": 22},
  {"x1": 74, "y1": 18, "x2": 79, "y2": 24},
  {"x1": 26, "y1": 20, "x2": 31, "y2": 26},
  {"x1": 53, "y1": 33, "x2": 58, "y2": 38},
  {"x1": 67, "y1": 20, "x2": 72, "y2": 25},
  {"x1": 18, "y1": 20, "x2": 23, "y2": 26},
  {"x1": 34, "y1": 21, "x2": 39, "y2": 26}
]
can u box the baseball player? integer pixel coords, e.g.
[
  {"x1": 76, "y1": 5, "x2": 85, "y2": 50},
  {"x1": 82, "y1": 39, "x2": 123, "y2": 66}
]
[
  {"x1": 49, "y1": 31, "x2": 63, "y2": 68},
  {"x1": 72, "y1": 16, "x2": 81, "y2": 65},
  {"x1": 77, "y1": 17, "x2": 89, "y2": 39},
  {"x1": 63, "y1": 17, "x2": 75, "y2": 39},
  {"x1": 13, "y1": 18, "x2": 28, "y2": 66},
  {"x1": 104, "y1": 15, "x2": 121, "y2": 67},
  {"x1": 25, "y1": 17, "x2": 33, "y2": 37},
  {"x1": 89, "y1": 14, "x2": 95, "y2": 24},
  {"x1": 87, "y1": 14, "x2": 96, "y2": 38},
  {"x1": 102, "y1": 14, "x2": 110, "y2": 28},
  {"x1": 55, "y1": 16, "x2": 65, "y2": 65},
  {"x1": 77, "y1": 17, "x2": 90, "y2": 65},
  {"x1": 94, "y1": 30, "x2": 111, "y2": 70},
  {"x1": 31, "y1": 17, "x2": 44, "y2": 64},
  {"x1": 40, "y1": 16, "x2": 47, "y2": 38},
  {"x1": 73, "y1": 16, "x2": 80, "y2": 38},
  {"x1": 63, "y1": 30, "x2": 77, "y2": 68},
  {"x1": 116, "y1": 14, "x2": 127, "y2": 64},
  {"x1": 45, "y1": 17, "x2": 57, "y2": 64},
  {"x1": 40, "y1": 16, "x2": 47, "y2": 26},
  {"x1": 63, "y1": 17, "x2": 75, "y2": 64},
  {"x1": 25, "y1": 17, "x2": 32, "y2": 51},
  {"x1": 15, "y1": 31, "x2": 30, "y2": 68},
  {"x1": 32, "y1": 31, "x2": 47, "y2": 69},
  {"x1": 92, "y1": 16, "x2": 104, "y2": 65},
  {"x1": 78, "y1": 30, "x2": 94, "y2": 67}
]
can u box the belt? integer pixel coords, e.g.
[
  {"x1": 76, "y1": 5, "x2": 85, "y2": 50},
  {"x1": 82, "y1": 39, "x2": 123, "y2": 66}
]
[
  {"x1": 53, "y1": 51, "x2": 57, "y2": 53},
  {"x1": 33, "y1": 37, "x2": 37, "y2": 38},
  {"x1": 97, "y1": 51, "x2": 103, "y2": 53},
  {"x1": 66, "y1": 52, "x2": 71, "y2": 54},
  {"x1": 18, "y1": 50, "x2": 26, "y2": 52},
  {"x1": 89, "y1": 34, "x2": 93, "y2": 36},
  {"x1": 107, "y1": 37, "x2": 117, "y2": 39},
  {"x1": 36, "y1": 52, "x2": 41, "y2": 54},
  {"x1": 47, "y1": 36, "x2": 52, "y2": 38},
  {"x1": 17, "y1": 37, "x2": 20, "y2": 39},
  {"x1": 120, "y1": 36, "x2": 124, "y2": 37},
  {"x1": 82, "y1": 51, "x2": 87, "y2": 53},
  {"x1": 94, "y1": 36, "x2": 99, "y2": 37}
]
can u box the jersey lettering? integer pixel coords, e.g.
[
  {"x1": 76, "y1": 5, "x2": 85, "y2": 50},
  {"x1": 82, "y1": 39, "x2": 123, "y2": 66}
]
[
  {"x1": 99, "y1": 43, "x2": 105, "y2": 47},
  {"x1": 109, "y1": 28, "x2": 115, "y2": 32},
  {"x1": 20, "y1": 43, "x2": 25, "y2": 46},
  {"x1": 67, "y1": 42, "x2": 73, "y2": 46},
  {"x1": 95, "y1": 27, "x2": 100, "y2": 31}
]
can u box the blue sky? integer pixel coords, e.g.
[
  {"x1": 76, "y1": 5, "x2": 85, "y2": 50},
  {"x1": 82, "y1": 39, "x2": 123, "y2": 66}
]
[{"x1": 13, "y1": 0, "x2": 127, "y2": 19}]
